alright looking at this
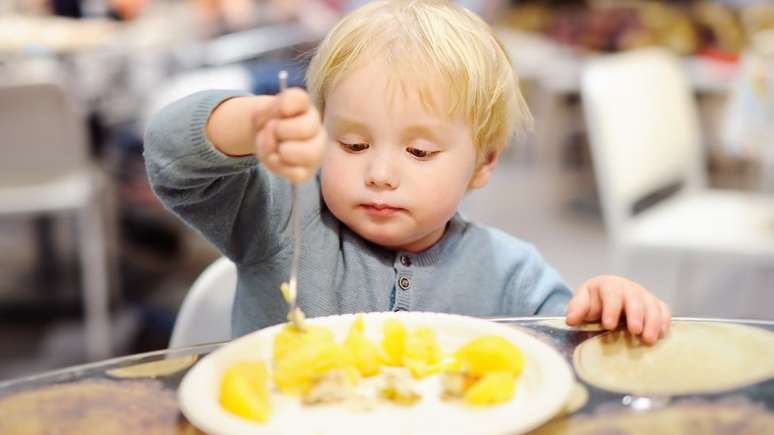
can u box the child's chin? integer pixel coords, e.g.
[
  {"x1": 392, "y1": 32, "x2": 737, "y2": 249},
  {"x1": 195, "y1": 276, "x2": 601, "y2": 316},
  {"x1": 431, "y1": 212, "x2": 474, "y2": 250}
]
[
  {"x1": 362, "y1": 233, "x2": 404, "y2": 249},
  {"x1": 357, "y1": 228, "x2": 408, "y2": 250}
]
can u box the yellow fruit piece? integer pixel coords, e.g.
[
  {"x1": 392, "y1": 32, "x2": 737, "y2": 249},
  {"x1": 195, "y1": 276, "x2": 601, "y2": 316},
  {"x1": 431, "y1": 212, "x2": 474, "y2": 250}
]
[
  {"x1": 343, "y1": 316, "x2": 382, "y2": 376},
  {"x1": 404, "y1": 327, "x2": 441, "y2": 363},
  {"x1": 351, "y1": 315, "x2": 366, "y2": 333},
  {"x1": 274, "y1": 339, "x2": 356, "y2": 394},
  {"x1": 464, "y1": 371, "x2": 516, "y2": 405},
  {"x1": 381, "y1": 319, "x2": 406, "y2": 366},
  {"x1": 220, "y1": 361, "x2": 271, "y2": 422},
  {"x1": 403, "y1": 327, "x2": 442, "y2": 378},
  {"x1": 280, "y1": 282, "x2": 294, "y2": 303},
  {"x1": 442, "y1": 357, "x2": 461, "y2": 373},
  {"x1": 404, "y1": 359, "x2": 442, "y2": 378},
  {"x1": 455, "y1": 335, "x2": 524, "y2": 378},
  {"x1": 273, "y1": 324, "x2": 335, "y2": 363}
]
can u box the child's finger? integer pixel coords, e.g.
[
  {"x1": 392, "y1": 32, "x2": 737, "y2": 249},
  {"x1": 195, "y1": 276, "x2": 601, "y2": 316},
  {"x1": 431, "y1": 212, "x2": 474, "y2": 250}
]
[
  {"x1": 262, "y1": 152, "x2": 284, "y2": 176},
  {"x1": 600, "y1": 286, "x2": 623, "y2": 330},
  {"x1": 276, "y1": 165, "x2": 313, "y2": 184},
  {"x1": 623, "y1": 296, "x2": 644, "y2": 335},
  {"x1": 252, "y1": 95, "x2": 281, "y2": 131},
  {"x1": 278, "y1": 132, "x2": 326, "y2": 167},
  {"x1": 262, "y1": 149, "x2": 313, "y2": 183},
  {"x1": 584, "y1": 281, "x2": 603, "y2": 322},
  {"x1": 641, "y1": 296, "x2": 662, "y2": 345},
  {"x1": 256, "y1": 120, "x2": 279, "y2": 161},
  {"x1": 565, "y1": 287, "x2": 590, "y2": 325},
  {"x1": 659, "y1": 300, "x2": 672, "y2": 337},
  {"x1": 278, "y1": 88, "x2": 311, "y2": 118},
  {"x1": 274, "y1": 107, "x2": 321, "y2": 141}
]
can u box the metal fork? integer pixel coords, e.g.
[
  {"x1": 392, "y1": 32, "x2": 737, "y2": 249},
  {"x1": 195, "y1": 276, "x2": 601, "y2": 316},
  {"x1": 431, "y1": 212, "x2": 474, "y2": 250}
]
[{"x1": 278, "y1": 70, "x2": 306, "y2": 331}]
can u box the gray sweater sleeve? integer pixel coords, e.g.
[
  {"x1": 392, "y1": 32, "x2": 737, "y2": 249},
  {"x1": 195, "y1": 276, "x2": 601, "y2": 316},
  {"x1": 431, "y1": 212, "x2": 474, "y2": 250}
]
[
  {"x1": 143, "y1": 90, "x2": 306, "y2": 265},
  {"x1": 509, "y1": 244, "x2": 572, "y2": 316}
]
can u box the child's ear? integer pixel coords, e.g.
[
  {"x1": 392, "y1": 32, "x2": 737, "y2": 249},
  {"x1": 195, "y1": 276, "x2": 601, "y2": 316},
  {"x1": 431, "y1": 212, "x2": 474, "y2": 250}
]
[{"x1": 468, "y1": 149, "x2": 500, "y2": 190}]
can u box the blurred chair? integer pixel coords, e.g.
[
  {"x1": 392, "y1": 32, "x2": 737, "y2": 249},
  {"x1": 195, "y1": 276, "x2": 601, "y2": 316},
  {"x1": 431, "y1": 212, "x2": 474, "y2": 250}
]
[
  {"x1": 169, "y1": 257, "x2": 236, "y2": 348},
  {"x1": 581, "y1": 48, "x2": 774, "y2": 311},
  {"x1": 0, "y1": 83, "x2": 112, "y2": 359}
]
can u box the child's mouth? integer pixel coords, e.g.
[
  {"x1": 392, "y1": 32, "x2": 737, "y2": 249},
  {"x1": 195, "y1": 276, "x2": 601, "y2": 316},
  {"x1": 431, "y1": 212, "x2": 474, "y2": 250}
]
[{"x1": 361, "y1": 203, "x2": 404, "y2": 217}]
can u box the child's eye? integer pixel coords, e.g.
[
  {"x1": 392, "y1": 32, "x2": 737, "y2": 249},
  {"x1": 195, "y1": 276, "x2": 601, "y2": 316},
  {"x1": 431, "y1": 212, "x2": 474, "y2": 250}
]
[
  {"x1": 339, "y1": 142, "x2": 369, "y2": 153},
  {"x1": 406, "y1": 147, "x2": 436, "y2": 160}
]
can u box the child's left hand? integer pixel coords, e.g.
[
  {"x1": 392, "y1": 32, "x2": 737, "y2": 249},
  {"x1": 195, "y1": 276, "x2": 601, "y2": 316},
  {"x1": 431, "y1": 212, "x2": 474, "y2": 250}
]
[{"x1": 565, "y1": 275, "x2": 671, "y2": 344}]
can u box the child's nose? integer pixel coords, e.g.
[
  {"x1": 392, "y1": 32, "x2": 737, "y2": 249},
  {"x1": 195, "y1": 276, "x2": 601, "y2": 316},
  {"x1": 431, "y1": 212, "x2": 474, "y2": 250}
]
[{"x1": 364, "y1": 153, "x2": 399, "y2": 189}]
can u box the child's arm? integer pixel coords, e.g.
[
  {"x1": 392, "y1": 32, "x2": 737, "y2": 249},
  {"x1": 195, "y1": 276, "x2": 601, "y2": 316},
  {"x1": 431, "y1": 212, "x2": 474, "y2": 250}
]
[
  {"x1": 144, "y1": 89, "x2": 324, "y2": 265},
  {"x1": 207, "y1": 89, "x2": 324, "y2": 183},
  {"x1": 565, "y1": 276, "x2": 672, "y2": 344}
]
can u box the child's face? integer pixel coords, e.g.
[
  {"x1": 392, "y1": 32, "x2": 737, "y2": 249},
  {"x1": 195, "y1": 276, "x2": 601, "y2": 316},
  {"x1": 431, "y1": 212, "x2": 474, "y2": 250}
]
[{"x1": 319, "y1": 60, "x2": 496, "y2": 253}]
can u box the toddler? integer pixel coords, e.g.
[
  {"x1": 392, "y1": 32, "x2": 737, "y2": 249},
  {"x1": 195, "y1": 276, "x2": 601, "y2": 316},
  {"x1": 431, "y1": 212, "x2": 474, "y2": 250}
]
[{"x1": 145, "y1": 0, "x2": 671, "y2": 343}]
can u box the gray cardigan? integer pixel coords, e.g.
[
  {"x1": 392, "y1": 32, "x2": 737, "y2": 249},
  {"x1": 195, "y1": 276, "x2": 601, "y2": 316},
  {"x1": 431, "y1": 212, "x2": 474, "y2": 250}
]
[{"x1": 144, "y1": 90, "x2": 573, "y2": 337}]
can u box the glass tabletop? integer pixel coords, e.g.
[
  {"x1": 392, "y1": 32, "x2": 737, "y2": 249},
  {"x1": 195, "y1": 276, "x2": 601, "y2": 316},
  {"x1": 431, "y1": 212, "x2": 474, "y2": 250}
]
[{"x1": 1, "y1": 316, "x2": 772, "y2": 434}]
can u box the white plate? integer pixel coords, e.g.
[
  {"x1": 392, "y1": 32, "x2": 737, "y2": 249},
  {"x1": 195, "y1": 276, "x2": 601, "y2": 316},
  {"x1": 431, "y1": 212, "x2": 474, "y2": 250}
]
[{"x1": 179, "y1": 312, "x2": 573, "y2": 435}]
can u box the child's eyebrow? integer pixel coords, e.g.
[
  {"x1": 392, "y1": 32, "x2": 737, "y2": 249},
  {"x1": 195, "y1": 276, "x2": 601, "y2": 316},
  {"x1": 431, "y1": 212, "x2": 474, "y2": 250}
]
[
  {"x1": 330, "y1": 117, "x2": 447, "y2": 144},
  {"x1": 401, "y1": 123, "x2": 445, "y2": 144},
  {"x1": 329, "y1": 117, "x2": 370, "y2": 134}
]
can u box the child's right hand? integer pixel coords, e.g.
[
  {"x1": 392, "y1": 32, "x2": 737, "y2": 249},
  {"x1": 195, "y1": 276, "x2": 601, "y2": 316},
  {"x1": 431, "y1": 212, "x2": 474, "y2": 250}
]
[{"x1": 255, "y1": 88, "x2": 326, "y2": 183}]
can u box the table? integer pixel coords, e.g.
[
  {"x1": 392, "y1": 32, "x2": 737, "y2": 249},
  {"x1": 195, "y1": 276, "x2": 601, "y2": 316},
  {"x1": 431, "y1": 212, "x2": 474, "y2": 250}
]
[
  {"x1": 0, "y1": 4, "x2": 201, "y2": 124},
  {"x1": 494, "y1": 28, "x2": 738, "y2": 96},
  {"x1": 1, "y1": 316, "x2": 772, "y2": 434}
]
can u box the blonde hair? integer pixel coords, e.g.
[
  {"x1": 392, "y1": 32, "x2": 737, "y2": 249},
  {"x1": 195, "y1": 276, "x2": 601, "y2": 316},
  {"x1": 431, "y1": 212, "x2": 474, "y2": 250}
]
[{"x1": 305, "y1": 0, "x2": 532, "y2": 163}]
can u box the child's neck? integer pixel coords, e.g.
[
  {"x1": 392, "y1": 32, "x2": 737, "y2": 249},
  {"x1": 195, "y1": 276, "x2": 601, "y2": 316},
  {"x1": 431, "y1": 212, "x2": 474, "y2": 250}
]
[{"x1": 382, "y1": 220, "x2": 453, "y2": 254}]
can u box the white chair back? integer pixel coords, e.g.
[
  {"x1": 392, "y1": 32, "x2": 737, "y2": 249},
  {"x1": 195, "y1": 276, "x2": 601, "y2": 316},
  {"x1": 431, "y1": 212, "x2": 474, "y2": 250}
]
[
  {"x1": 0, "y1": 82, "x2": 112, "y2": 359},
  {"x1": 169, "y1": 257, "x2": 237, "y2": 348},
  {"x1": 0, "y1": 83, "x2": 91, "y2": 187},
  {"x1": 581, "y1": 48, "x2": 707, "y2": 240}
]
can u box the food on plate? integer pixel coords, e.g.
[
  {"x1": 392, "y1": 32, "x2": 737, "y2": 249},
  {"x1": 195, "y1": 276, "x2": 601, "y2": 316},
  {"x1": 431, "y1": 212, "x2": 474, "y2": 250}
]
[
  {"x1": 302, "y1": 369, "x2": 358, "y2": 405},
  {"x1": 455, "y1": 335, "x2": 525, "y2": 377},
  {"x1": 273, "y1": 331, "x2": 358, "y2": 395},
  {"x1": 381, "y1": 318, "x2": 406, "y2": 366},
  {"x1": 441, "y1": 335, "x2": 525, "y2": 404},
  {"x1": 463, "y1": 371, "x2": 516, "y2": 405},
  {"x1": 219, "y1": 315, "x2": 527, "y2": 423},
  {"x1": 219, "y1": 361, "x2": 271, "y2": 422},
  {"x1": 379, "y1": 367, "x2": 421, "y2": 406},
  {"x1": 273, "y1": 323, "x2": 334, "y2": 362},
  {"x1": 380, "y1": 319, "x2": 443, "y2": 378},
  {"x1": 403, "y1": 326, "x2": 443, "y2": 378},
  {"x1": 441, "y1": 371, "x2": 478, "y2": 400},
  {"x1": 343, "y1": 315, "x2": 383, "y2": 377}
]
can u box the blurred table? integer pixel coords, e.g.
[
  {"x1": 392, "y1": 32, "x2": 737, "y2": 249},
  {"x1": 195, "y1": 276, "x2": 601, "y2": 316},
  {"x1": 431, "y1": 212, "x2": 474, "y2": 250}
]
[
  {"x1": 0, "y1": 4, "x2": 200, "y2": 125},
  {"x1": 0, "y1": 317, "x2": 772, "y2": 434},
  {"x1": 495, "y1": 28, "x2": 739, "y2": 95},
  {"x1": 0, "y1": 14, "x2": 119, "y2": 54}
]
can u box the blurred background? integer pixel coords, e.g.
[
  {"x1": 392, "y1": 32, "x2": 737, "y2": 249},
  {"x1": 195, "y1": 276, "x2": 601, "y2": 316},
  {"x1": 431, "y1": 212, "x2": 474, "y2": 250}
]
[{"x1": 0, "y1": 0, "x2": 772, "y2": 379}]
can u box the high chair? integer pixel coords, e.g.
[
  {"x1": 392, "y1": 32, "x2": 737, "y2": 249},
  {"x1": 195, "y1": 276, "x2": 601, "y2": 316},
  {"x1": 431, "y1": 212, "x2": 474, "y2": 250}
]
[{"x1": 169, "y1": 257, "x2": 237, "y2": 348}]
